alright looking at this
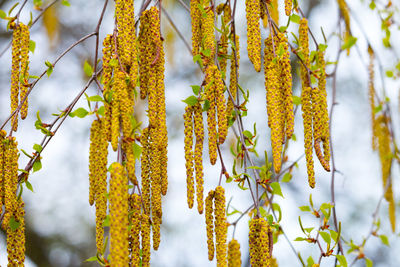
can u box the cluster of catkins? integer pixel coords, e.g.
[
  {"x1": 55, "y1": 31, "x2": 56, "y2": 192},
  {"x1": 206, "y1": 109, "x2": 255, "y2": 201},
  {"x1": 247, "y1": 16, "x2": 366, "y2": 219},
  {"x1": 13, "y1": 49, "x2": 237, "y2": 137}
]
[
  {"x1": 0, "y1": 131, "x2": 26, "y2": 266},
  {"x1": 368, "y1": 47, "x2": 396, "y2": 232},
  {"x1": 88, "y1": 1, "x2": 167, "y2": 265},
  {"x1": 10, "y1": 22, "x2": 30, "y2": 132}
]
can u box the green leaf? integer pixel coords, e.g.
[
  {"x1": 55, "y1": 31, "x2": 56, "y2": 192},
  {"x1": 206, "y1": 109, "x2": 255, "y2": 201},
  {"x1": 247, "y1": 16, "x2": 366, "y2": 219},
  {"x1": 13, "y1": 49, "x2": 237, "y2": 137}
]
[
  {"x1": 132, "y1": 143, "x2": 142, "y2": 159},
  {"x1": 102, "y1": 215, "x2": 110, "y2": 227},
  {"x1": 279, "y1": 26, "x2": 287, "y2": 33},
  {"x1": 87, "y1": 95, "x2": 103, "y2": 102},
  {"x1": 293, "y1": 95, "x2": 301, "y2": 105},
  {"x1": 365, "y1": 258, "x2": 373, "y2": 267},
  {"x1": 33, "y1": 160, "x2": 42, "y2": 173},
  {"x1": 25, "y1": 180, "x2": 34, "y2": 192},
  {"x1": 319, "y1": 231, "x2": 331, "y2": 244},
  {"x1": 203, "y1": 99, "x2": 210, "y2": 111},
  {"x1": 294, "y1": 237, "x2": 306, "y2": 241},
  {"x1": 290, "y1": 14, "x2": 301, "y2": 24},
  {"x1": 33, "y1": 0, "x2": 43, "y2": 7},
  {"x1": 329, "y1": 230, "x2": 338, "y2": 242},
  {"x1": 272, "y1": 203, "x2": 282, "y2": 222},
  {"x1": 299, "y1": 206, "x2": 311, "y2": 212},
  {"x1": 46, "y1": 66, "x2": 53, "y2": 77},
  {"x1": 243, "y1": 130, "x2": 253, "y2": 139},
  {"x1": 9, "y1": 217, "x2": 20, "y2": 231},
  {"x1": 379, "y1": 234, "x2": 389, "y2": 246},
  {"x1": 84, "y1": 256, "x2": 98, "y2": 262},
  {"x1": 191, "y1": 85, "x2": 200, "y2": 95},
  {"x1": 20, "y1": 149, "x2": 33, "y2": 159},
  {"x1": 369, "y1": 1, "x2": 376, "y2": 10},
  {"x1": 70, "y1": 107, "x2": 89, "y2": 118},
  {"x1": 33, "y1": 144, "x2": 43, "y2": 153},
  {"x1": 97, "y1": 106, "x2": 105, "y2": 116},
  {"x1": 281, "y1": 172, "x2": 292, "y2": 182},
  {"x1": 307, "y1": 256, "x2": 315, "y2": 266},
  {"x1": 386, "y1": 70, "x2": 393, "y2": 77},
  {"x1": 45, "y1": 60, "x2": 52, "y2": 68},
  {"x1": 318, "y1": 43, "x2": 328, "y2": 52},
  {"x1": 0, "y1": 9, "x2": 6, "y2": 19},
  {"x1": 182, "y1": 95, "x2": 198, "y2": 106},
  {"x1": 335, "y1": 255, "x2": 347, "y2": 267},
  {"x1": 259, "y1": 207, "x2": 268, "y2": 218},
  {"x1": 341, "y1": 36, "x2": 357, "y2": 50},
  {"x1": 83, "y1": 60, "x2": 93, "y2": 77},
  {"x1": 304, "y1": 227, "x2": 314, "y2": 234},
  {"x1": 61, "y1": 0, "x2": 71, "y2": 6},
  {"x1": 270, "y1": 182, "x2": 283, "y2": 198},
  {"x1": 29, "y1": 40, "x2": 36, "y2": 53}
]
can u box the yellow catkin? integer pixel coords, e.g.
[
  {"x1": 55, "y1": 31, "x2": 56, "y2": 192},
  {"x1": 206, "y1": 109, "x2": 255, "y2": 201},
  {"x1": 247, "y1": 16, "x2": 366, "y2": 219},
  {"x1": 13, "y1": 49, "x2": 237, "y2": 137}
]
[
  {"x1": 388, "y1": 190, "x2": 396, "y2": 232},
  {"x1": 194, "y1": 103, "x2": 204, "y2": 214},
  {"x1": 150, "y1": 128, "x2": 162, "y2": 250},
  {"x1": 249, "y1": 217, "x2": 271, "y2": 266},
  {"x1": 123, "y1": 138, "x2": 137, "y2": 185},
  {"x1": 3, "y1": 137, "x2": 19, "y2": 229},
  {"x1": 115, "y1": 0, "x2": 128, "y2": 67},
  {"x1": 0, "y1": 130, "x2": 6, "y2": 205},
  {"x1": 19, "y1": 23, "x2": 30, "y2": 120},
  {"x1": 116, "y1": 72, "x2": 133, "y2": 138},
  {"x1": 246, "y1": 0, "x2": 261, "y2": 72},
  {"x1": 7, "y1": 199, "x2": 25, "y2": 266},
  {"x1": 368, "y1": 47, "x2": 378, "y2": 151},
  {"x1": 101, "y1": 35, "x2": 113, "y2": 142},
  {"x1": 201, "y1": 2, "x2": 216, "y2": 66},
  {"x1": 184, "y1": 106, "x2": 195, "y2": 209},
  {"x1": 141, "y1": 213, "x2": 151, "y2": 267},
  {"x1": 337, "y1": 0, "x2": 351, "y2": 34},
  {"x1": 269, "y1": 0, "x2": 279, "y2": 25},
  {"x1": 141, "y1": 128, "x2": 151, "y2": 214},
  {"x1": 88, "y1": 119, "x2": 100, "y2": 206},
  {"x1": 299, "y1": 18, "x2": 315, "y2": 188},
  {"x1": 227, "y1": 36, "x2": 240, "y2": 121},
  {"x1": 249, "y1": 218, "x2": 260, "y2": 267},
  {"x1": 129, "y1": 194, "x2": 141, "y2": 267},
  {"x1": 205, "y1": 190, "x2": 215, "y2": 261},
  {"x1": 270, "y1": 257, "x2": 279, "y2": 267},
  {"x1": 124, "y1": 0, "x2": 139, "y2": 89},
  {"x1": 10, "y1": 23, "x2": 22, "y2": 132},
  {"x1": 214, "y1": 68, "x2": 228, "y2": 145},
  {"x1": 190, "y1": 0, "x2": 201, "y2": 57},
  {"x1": 264, "y1": 36, "x2": 284, "y2": 173},
  {"x1": 109, "y1": 162, "x2": 129, "y2": 266},
  {"x1": 284, "y1": 0, "x2": 292, "y2": 16},
  {"x1": 110, "y1": 73, "x2": 122, "y2": 152},
  {"x1": 95, "y1": 119, "x2": 109, "y2": 253},
  {"x1": 216, "y1": 4, "x2": 231, "y2": 77},
  {"x1": 214, "y1": 186, "x2": 227, "y2": 267},
  {"x1": 278, "y1": 33, "x2": 294, "y2": 140},
  {"x1": 138, "y1": 11, "x2": 151, "y2": 99},
  {"x1": 313, "y1": 51, "x2": 330, "y2": 171},
  {"x1": 228, "y1": 239, "x2": 241, "y2": 267},
  {"x1": 205, "y1": 65, "x2": 218, "y2": 165}
]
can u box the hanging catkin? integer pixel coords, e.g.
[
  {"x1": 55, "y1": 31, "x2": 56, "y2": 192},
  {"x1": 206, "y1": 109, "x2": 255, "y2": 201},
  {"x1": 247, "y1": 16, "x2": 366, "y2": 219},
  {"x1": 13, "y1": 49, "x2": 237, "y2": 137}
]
[
  {"x1": 228, "y1": 239, "x2": 242, "y2": 267},
  {"x1": 205, "y1": 190, "x2": 215, "y2": 261},
  {"x1": 141, "y1": 213, "x2": 151, "y2": 267},
  {"x1": 19, "y1": 23, "x2": 30, "y2": 120},
  {"x1": 284, "y1": 0, "x2": 292, "y2": 16},
  {"x1": 141, "y1": 127, "x2": 151, "y2": 214},
  {"x1": 205, "y1": 65, "x2": 218, "y2": 165},
  {"x1": 249, "y1": 217, "x2": 271, "y2": 266},
  {"x1": 245, "y1": 0, "x2": 261, "y2": 72},
  {"x1": 194, "y1": 103, "x2": 205, "y2": 214},
  {"x1": 3, "y1": 137, "x2": 19, "y2": 228},
  {"x1": 129, "y1": 194, "x2": 142, "y2": 267},
  {"x1": 216, "y1": 3, "x2": 232, "y2": 77},
  {"x1": 184, "y1": 106, "x2": 195, "y2": 209},
  {"x1": 201, "y1": 0, "x2": 216, "y2": 66},
  {"x1": 227, "y1": 36, "x2": 240, "y2": 121},
  {"x1": 190, "y1": 0, "x2": 201, "y2": 57},
  {"x1": 109, "y1": 162, "x2": 129, "y2": 266},
  {"x1": 0, "y1": 130, "x2": 6, "y2": 205},
  {"x1": 368, "y1": 47, "x2": 378, "y2": 151},
  {"x1": 101, "y1": 34, "x2": 113, "y2": 142},
  {"x1": 10, "y1": 23, "x2": 22, "y2": 132},
  {"x1": 214, "y1": 186, "x2": 227, "y2": 266}
]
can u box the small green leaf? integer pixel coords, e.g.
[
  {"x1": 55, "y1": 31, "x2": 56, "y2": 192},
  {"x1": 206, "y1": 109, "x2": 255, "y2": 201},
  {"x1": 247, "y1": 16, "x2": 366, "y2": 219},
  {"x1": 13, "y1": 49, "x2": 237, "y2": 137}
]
[
  {"x1": 341, "y1": 36, "x2": 357, "y2": 50},
  {"x1": 87, "y1": 95, "x2": 103, "y2": 102},
  {"x1": 33, "y1": 160, "x2": 42, "y2": 172},
  {"x1": 25, "y1": 180, "x2": 34, "y2": 192},
  {"x1": 369, "y1": 1, "x2": 376, "y2": 10},
  {"x1": 203, "y1": 100, "x2": 210, "y2": 111},
  {"x1": 29, "y1": 40, "x2": 36, "y2": 53},
  {"x1": 46, "y1": 66, "x2": 53, "y2": 77},
  {"x1": 335, "y1": 255, "x2": 347, "y2": 267},
  {"x1": 270, "y1": 182, "x2": 283, "y2": 198},
  {"x1": 272, "y1": 203, "x2": 282, "y2": 222},
  {"x1": 299, "y1": 206, "x2": 311, "y2": 212},
  {"x1": 243, "y1": 130, "x2": 253, "y2": 139},
  {"x1": 71, "y1": 107, "x2": 89, "y2": 118},
  {"x1": 279, "y1": 26, "x2": 287, "y2": 33},
  {"x1": 304, "y1": 227, "x2": 314, "y2": 234},
  {"x1": 319, "y1": 231, "x2": 331, "y2": 244},
  {"x1": 386, "y1": 70, "x2": 393, "y2": 77},
  {"x1": 329, "y1": 230, "x2": 338, "y2": 242},
  {"x1": 182, "y1": 95, "x2": 198, "y2": 106},
  {"x1": 102, "y1": 215, "x2": 110, "y2": 227},
  {"x1": 61, "y1": 0, "x2": 71, "y2": 6},
  {"x1": 290, "y1": 14, "x2": 301, "y2": 24},
  {"x1": 191, "y1": 85, "x2": 200, "y2": 95},
  {"x1": 281, "y1": 172, "x2": 292, "y2": 182},
  {"x1": 132, "y1": 143, "x2": 142, "y2": 159},
  {"x1": 0, "y1": 9, "x2": 6, "y2": 19},
  {"x1": 379, "y1": 234, "x2": 389, "y2": 246},
  {"x1": 365, "y1": 258, "x2": 373, "y2": 267},
  {"x1": 33, "y1": 0, "x2": 43, "y2": 7},
  {"x1": 294, "y1": 237, "x2": 306, "y2": 241},
  {"x1": 318, "y1": 43, "x2": 328, "y2": 52},
  {"x1": 20, "y1": 149, "x2": 33, "y2": 159},
  {"x1": 293, "y1": 95, "x2": 301, "y2": 105},
  {"x1": 9, "y1": 217, "x2": 20, "y2": 231},
  {"x1": 83, "y1": 60, "x2": 93, "y2": 77},
  {"x1": 33, "y1": 144, "x2": 43, "y2": 153},
  {"x1": 45, "y1": 60, "x2": 52, "y2": 68},
  {"x1": 84, "y1": 256, "x2": 98, "y2": 262},
  {"x1": 307, "y1": 256, "x2": 315, "y2": 266}
]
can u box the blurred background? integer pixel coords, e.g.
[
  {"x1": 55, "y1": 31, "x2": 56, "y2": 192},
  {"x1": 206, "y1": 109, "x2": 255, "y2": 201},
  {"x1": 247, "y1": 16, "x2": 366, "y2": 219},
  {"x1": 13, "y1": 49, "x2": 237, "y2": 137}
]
[{"x1": 0, "y1": 0, "x2": 399, "y2": 266}]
